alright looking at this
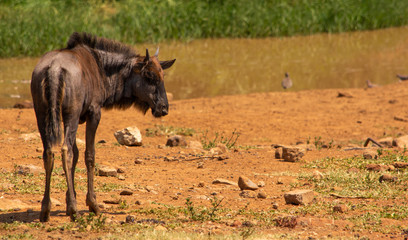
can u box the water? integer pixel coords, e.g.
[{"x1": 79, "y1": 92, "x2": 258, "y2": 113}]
[{"x1": 1, "y1": 27, "x2": 408, "y2": 108}]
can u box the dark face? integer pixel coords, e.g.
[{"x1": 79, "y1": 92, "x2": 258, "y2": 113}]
[{"x1": 131, "y1": 51, "x2": 176, "y2": 118}]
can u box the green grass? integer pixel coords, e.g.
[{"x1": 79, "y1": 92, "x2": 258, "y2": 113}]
[
  {"x1": 145, "y1": 125, "x2": 195, "y2": 137},
  {"x1": 2, "y1": 0, "x2": 408, "y2": 57}
]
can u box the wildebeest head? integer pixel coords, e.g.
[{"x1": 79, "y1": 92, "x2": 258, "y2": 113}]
[{"x1": 130, "y1": 48, "x2": 176, "y2": 117}]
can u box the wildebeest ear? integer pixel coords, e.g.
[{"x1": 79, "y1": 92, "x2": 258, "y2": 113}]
[{"x1": 160, "y1": 59, "x2": 176, "y2": 70}]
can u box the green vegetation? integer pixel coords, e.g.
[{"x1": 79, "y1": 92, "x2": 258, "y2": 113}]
[
  {"x1": 301, "y1": 149, "x2": 408, "y2": 199},
  {"x1": 200, "y1": 129, "x2": 240, "y2": 149},
  {"x1": 145, "y1": 124, "x2": 195, "y2": 137},
  {"x1": 1, "y1": 0, "x2": 408, "y2": 57}
]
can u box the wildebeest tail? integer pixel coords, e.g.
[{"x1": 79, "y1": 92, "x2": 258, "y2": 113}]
[{"x1": 42, "y1": 66, "x2": 65, "y2": 147}]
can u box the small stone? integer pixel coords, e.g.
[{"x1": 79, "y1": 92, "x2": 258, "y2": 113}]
[
  {"x1": 166, "y1": 135, "x2": 187, "y2": 147},
  {"x1": 197, "y1": 162, "x2": 204, "y2": 169},
  {"x1": 284, "y1": 189, "x2": 315, "y2": 205},
  {"x1": 103, "y1": 199, "x2": 120, "y2": 204},
  {"x1": 216, "y1": 143, "x2": 229, "y2": 153},
  {"x1": 134, "y1": 158, "x2": 143, "y2": 164},
  {"x1": 282, "y1": 146, "x2": 305, "y2": 162},
  {"x1": 393, "y1": 162, "x2": 408, "y2": 168},
  {"x1": 363, "y1": 149, "x2": 378, "y2": 160},
  {"x1": 114, "y1": 127, "x2": 142, "y2": 146},
  {"x1": 277, "y1": 178, "x2": 284, "y2": 184},
  {"x1": 312, "y1": 170, "x2": 324, "y2": 180},
  {"x1": 239, "y1": 190, "x2": 257, "y2": 198},
  {"x1": 209, "y1": 147, "x2": 223, "y2": 155},
  {"x1": 212, "y1": 178, "x2": 238, "y2": 186},
  {"x1": 118, "y1": 175, "x2": 125, "y2": 180},
  {"x1": 393, "y1": 135, "x2": 408, "y2": 148},
  {"x1": 387, "y1": 165, "x2": 395, "y2": 171},
  {"x1": 135, "y1": 200, "x2": 144, "y2": 205},
  {"x1": 378, "y1": 137, "x2": 393, "y2": 148},
  {"x1": 155, "y1": 225, "x2": 167, "y2": 231},
  {"x1": 257, "y1": 191, "x2": 267, "y2": 199},
  {"x1": 296, "y1": 144, "x2": 317, "y2": 151},
  {"x1": 333, "y1": 204, "x2": 348, "y2": 213},
  {"x1": 36, "y1": 148, "x2": 42, "y2": 153},
  {"x1": 257, "y1": 181, "x2": 266, "y2": 187},
  {"x1": 189, "y1": 141, "x2": 203, "y2": 150},
  {"x1": 197, "y1": 181, "x2": 205, "y2": 187},
  {"x1": 272, "y1": 202, "x2": 279, "y2": 209},
  {"x1": 379, "y1": 174, "x2": 398, "y2": 183},
  {"x1": 238, "y1": 176, "x2": 259, "y2": 190},
  {"x1": 275, "y1": 147, "x2": 283, "y2": 159},
  {"x1": 126, "y1": 215, "x2": 136, "y2": 223},
  {"x1": 274, "y1": 215, "x2": 297, "y2": 228},
  {"x1": 120, "y1": 190, "x2": 133, "y2": 195},
  {"x1": 97, "y1": 139, "x2": 107, "y2": 144},
  {"x1": 19, "y1": 133, "x2": 40, "y2": 141},
  {"x1": 50, "y1": 197, "x2": 62, "y2": 207},
  {"x1": 16, "y1": 164, "x2": 42, "y2": 175},
  {"x1": 230, "y1": 220, "x2": 242, "y2": 227},
  {"x1": 117, "y1": 168, "x2": 125, "y2": 173},
  {"x1": 366, "y1": 164, "x2": 387, "y2": 172},
  {"x1": 98, "y1": 165, "x2": 118, "y2": 177}
]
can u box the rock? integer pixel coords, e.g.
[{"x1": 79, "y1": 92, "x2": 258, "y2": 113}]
[
  {"x1": 239, "y1": 190, "x2": 257, "y2": 198},
  {"x1": 166, "y1": 135, "x2": 187, "y2": 147},
  {"x1": 312, "y1": 170, "x2": 324, "y2": 180},
  {"x1": 378, "y1": 137, "x2": 394, "y2": 148},
  {"x1": 275, "y1": 147, "x2": 283, "y2": 159},
  {"x1": 296, "y1": 144, "x2": 317, "y2": 151},
  {"x1": 212, "y1": 178, "x2": 237, "y2": 186},
  {"x1": 103, "y1": 199, "x2": 120, "y2": 204},
  {"x1": 120, "y1": 190, "x2": 133, "y2": 195},
  {"x1": 98, "y1": 165, "x2": 118, "y2": 177},
  {"x1": 366, "y1": 164, "x2": 387, "y2": 172},
  {"x1": 13, "y1": 100, "x2": 33, "y2": 109},
  {"x1": 393, "y1": 162, "x2": 408, "y2": 168},
  {"x1": 284, "y1": 189, "x2": 315, "y2": 205},
  {"x1": 282, "y1": 146, "x2": 305, "y2": 162},
  {"x1": 0, "y1": 198, "x2": 30, "y2": 211},
  {"x1": 337, "y1": 92, "x2": 353, "y2": 98},
  {"x1": 379, "y1": 174, "x2": 397, "y2": 183},
  {"x1": 76, "y1": 138, "x2": 85, "y2": 146},
  {"x1": 197, "y1": 181, "x2": 205, "y2": 187},
  {"x1": 134, "y1": 158, "x2": 143, "y2": 164},
  {"x1": 117, "y1": 168, "x2": 125, "y2": 173},
  {"x1": 238, "y1": 176, "x2": 259, "y2": 190},
  {"x1": 50, "y1": 197, "x2": 62, "y2": 207},
  {"x1": 363, "y1": 149, "x2": 378, "y2": 159},
  {"x1": 209, "y1": 147, "x2": 223, "y2": 155},
  {"x1": 257, "y1": 181, "x2": 266, "y2": 187},
  {"x1": 16, "y1": 164, "x2": 42, "y2": 175},
  {"x1": 216, "y1": 143, "x2": 228, "y2": 153},
  {"x1": 135, "y1": 200, "x2": 144, "y2": 205},
  {"x1": 277, "y1": 178, "x2": 284, "y2": 184},
  {"x1": 272, "y1": 202, "x2": 279, "y2": 209},
  {"x1": 197, "y1": 162, "x2": 204, "y2": 168},
  {"x1": 392, "y1": 135, "x2": 408, "y2": 148},
  {"x1": 114, "y1": 127, "x2": 142, "y2": 146},
  {"x1": 126, "y1": 215, "x2": 136, "y2": 223},
  {"x1": 97, "y1": 139, "x2": 107, "y2": 144},
  {"x1": 274, "y1": 215, "x2": 297, "y2": 228},
  {"x1": 19, "y1": 133, "x2": 40, "y2": 141},
  {"x1": 189, "y1": 141, "x2": 203, "y2": 150},
  {"x1": 230, "y1": 220, "x2": 242, "y2": 227},
  {"x1": 118, "y1": 175, "x2": 125, "y2": 180},
  {"x1": 333, "y1": 204, "x2": 348, "y2": 213},
  {"x1": 257, "y1": 191, "x2": 267, "y2": 199},
  {"x1": 155, "y1": 225, "x2": 167, "y2": 231}
]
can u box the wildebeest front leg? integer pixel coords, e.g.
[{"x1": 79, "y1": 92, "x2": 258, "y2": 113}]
[
  {"x1": 40, "y1": 145, "x2": 55, "y2": 222},
  {"x1": 85, "y1": 110, "x2": 101, "y2": 214}
]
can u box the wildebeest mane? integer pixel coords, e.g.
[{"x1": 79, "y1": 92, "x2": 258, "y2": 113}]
[{"x1": 66, "y1": 32, "x2": 138, "y2": 59}]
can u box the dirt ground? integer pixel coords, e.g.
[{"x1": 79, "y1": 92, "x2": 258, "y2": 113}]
[{"x1": 1, "y1": 82, "x2": 408, "y2": 239}]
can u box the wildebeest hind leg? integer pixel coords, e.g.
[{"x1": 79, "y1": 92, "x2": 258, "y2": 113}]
[
  {"x1": 40, "y1": 145, "x2": 55, "y2": 222},
  {"x1": 62, "y1": 126, "x2": 78, "y2": 220}
]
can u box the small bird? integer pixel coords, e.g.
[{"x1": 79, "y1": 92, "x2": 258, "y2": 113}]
[
  {"x1": 366, "y1": 80, "x2": 379, "y2": 88},
  {"x1": 396, "y1": 74, "x2": 408, "y2": 81},
  {"x1": 281, "y1": 72, "x2": 293, "y2": 90}
]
